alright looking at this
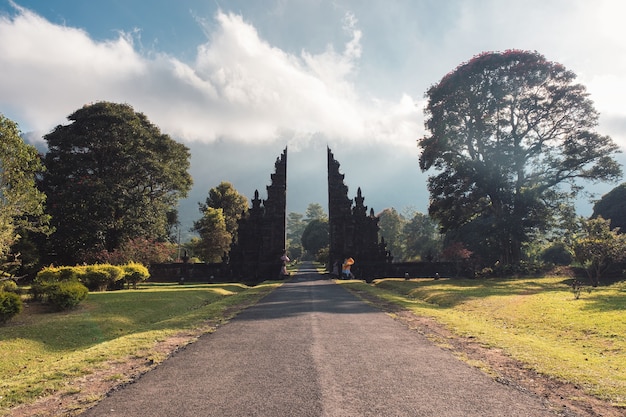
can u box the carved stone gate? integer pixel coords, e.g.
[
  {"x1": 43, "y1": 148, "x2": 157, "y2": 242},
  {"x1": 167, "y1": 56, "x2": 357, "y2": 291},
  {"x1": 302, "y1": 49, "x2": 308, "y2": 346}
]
[
  {"x1": 228, "y1": 148, "x2": 287, "y2": 283},
  {"x1": 327, "y1": 148, "x2": 390, "y2": 281},
  {"x1": 229, "y1": 147, "x2": 389, "y2": 283}
]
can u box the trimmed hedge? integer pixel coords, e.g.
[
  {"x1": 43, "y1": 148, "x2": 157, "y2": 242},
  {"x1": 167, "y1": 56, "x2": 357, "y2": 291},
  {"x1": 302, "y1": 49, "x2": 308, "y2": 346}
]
[
  {"x1": 35, "y1": 266, "x2": 80, "y2": 283},
  {"x1": 34, "y1": 262, "x2": 151, "y2": 293},
  {"x1": 0, "y1": 291, "x2": 23, "y2": 323}
]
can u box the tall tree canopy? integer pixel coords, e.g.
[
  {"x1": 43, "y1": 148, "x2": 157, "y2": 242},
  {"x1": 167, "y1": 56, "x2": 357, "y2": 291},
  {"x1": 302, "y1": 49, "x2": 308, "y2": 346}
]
[
  {"x1": 403, "y1": 211, "x2": 441, "y2": 261},
  {"x1": 41, "y1": 102, "x2": 192, "y2": 264},
  {"x1": 305, "y1": 203, "x2": 328, "y2": 222},
  {"x1": 197, "y1": 181, "x2": 248, "y2": 238},
  {"x1": 192, "y1": 207, "x2": 232, "y2": 263},
  {"x1": 377, "y1": 208, "x2": 407, "y2": 260},
  {"x1": 419, "y1": 50, "x2": 622, "y2": 264},
  {"x1": 301, "y1": 218, "x2": 329, "y2": 256},
  {"x1": 0, "y1": 115, "x2": 50, "y2": 265},
  {"x1": 193, "y1": 182, "x2": 248, "y2": 261},
  {"x1": 592, "y1": 183, "x2": 626, "y2": 233}
]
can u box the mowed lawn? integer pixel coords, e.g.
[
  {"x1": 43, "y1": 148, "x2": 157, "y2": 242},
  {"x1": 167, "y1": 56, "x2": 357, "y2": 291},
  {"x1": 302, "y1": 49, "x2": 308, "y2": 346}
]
[
  {"x1": 340, "y1": 276, "x2": 626, "y2": 407},
  {"x1": 2, "y1": 275, "x2": 624, "y2": 413},
  {"x1": 0, "y1": 282, "x2": 280, "y2": 413}
]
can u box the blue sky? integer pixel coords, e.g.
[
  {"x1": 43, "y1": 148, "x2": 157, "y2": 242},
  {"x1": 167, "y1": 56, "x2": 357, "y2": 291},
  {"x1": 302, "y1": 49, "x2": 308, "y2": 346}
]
[{"x1": 1, "y1": 0, "x2": 625, "y2": 239}]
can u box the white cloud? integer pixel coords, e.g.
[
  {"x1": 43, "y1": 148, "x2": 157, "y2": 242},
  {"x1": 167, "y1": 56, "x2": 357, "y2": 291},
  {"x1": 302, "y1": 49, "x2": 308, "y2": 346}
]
[
  {"x1": 0, "y1": 6, "x2": 420, "y2": 147},
  {"x1": 0, "y1": 5, "x2": 145, "y2": 131}
]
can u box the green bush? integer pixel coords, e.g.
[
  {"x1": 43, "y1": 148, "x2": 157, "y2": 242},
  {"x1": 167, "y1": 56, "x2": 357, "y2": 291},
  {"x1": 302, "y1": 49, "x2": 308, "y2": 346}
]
[
  {"x1": 33, "y1": 266, "x2": 82, "y2": 301},
  {"x1": 0, "y1": 280, "x2": 18, "y2": 293},
  {"x1": 541, "y1": 243, "x2": 573, "y2": 266},
  {"x1": 48, "y1": 281, "x2": 88, "y2": 310},
  {"x1": 35, "y1": 266, "x2": 79, "y2": 284},
  {"x1": 122, "y1": 262, "x2": 150, "y2": 289},
  {"x1": 0, "y1": 291, "x2": 23, "y2": 323},
  {"x1": 82, "y1": 264, "x2": 123, "y2": 291}
]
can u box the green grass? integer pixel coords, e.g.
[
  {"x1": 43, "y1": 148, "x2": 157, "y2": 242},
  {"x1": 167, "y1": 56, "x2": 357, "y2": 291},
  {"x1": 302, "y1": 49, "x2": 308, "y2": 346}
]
[
  {"x1": 0, "y1": 282, "x2": 280, "y2": 412},
  {"x1": 339, "y1": 277, "x2": 626, "y2": 407}
]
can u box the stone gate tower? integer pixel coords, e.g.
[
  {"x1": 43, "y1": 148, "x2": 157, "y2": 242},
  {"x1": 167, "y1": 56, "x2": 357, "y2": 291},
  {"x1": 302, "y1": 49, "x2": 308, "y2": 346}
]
[
  {"x1": 327, "y1": 147, "x2": 389, "y2": 280},
  {"x1": 229, "y1": 148, "x2": 287, "y2": 283}
]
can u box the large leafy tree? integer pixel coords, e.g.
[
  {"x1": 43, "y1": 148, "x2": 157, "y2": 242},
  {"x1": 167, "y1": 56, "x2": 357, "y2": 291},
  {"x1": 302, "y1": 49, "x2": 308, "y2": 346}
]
[
  {"x1": 41, "y1": 102, "x2": 192, "y2": 264},
  {"x1": 193, "y1": 182, "x2": 247, "y2": 261},
  {"x1": 286, "y1": 212, "x2": 306, "y2": 258},
  {"x1": 419, "y1": 50, "x2": 621, "y2": 265},
  {"x1": 377, "y1": 208, "x2": 407, "y2": 261},
  {"x1": 0, "y1": 115, "x2": 51, "y2": 272},
  {"x1": 305, "y1": 203, "x2": 328, "y2": 222},
  {"x1": 592, "y1": 183, "x2": 626, "y2": 233},
  {"x1": 286, "y1": 212, "x2": 306, "y2": 243},
  {"x1": 285, "y1": 203, "x2": 328, "y2": 260},
  {"x1": 197, "y1": 181, "x2": 248, "y2": 238},
  {"x1": 403, "y1": 211, "x2": 441, "y2": 261},
  {"x1": 301, "y1": 218, "x2": 329, "y2": 256},
  {"x1": 192, "y1": 207, "x2": 232, "y2": 262}
]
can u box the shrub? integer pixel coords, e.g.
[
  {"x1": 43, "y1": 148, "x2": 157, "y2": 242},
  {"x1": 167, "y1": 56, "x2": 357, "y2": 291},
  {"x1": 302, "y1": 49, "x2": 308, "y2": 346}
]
[
  {"x1": 315, "y1": 247, "x2": 329, "y2": 265},
  {"x1": 541, "y1": 243, "x2": 573, "y2": 266},
  {"x1": 33, "y1": 266, "x2": 83, "y2": 301},
  {"x1": 82, "y1": 264, "x2": 123, "y2": 291},
  {"x1": 0, "y1": 290, "x2": 23, "y2": 323},
  {"x1": 48, "y1": 281, "x2": 88, "y2": 310},
  {"x1": 0, "y1": 280, "x2": 18, "y2": 293},
  {"x1": 35, "y1": 266, "x2": 79, "y2": 283},
  {"x1": 122, "y1": 262, "x2": 150, "y2": 289}
]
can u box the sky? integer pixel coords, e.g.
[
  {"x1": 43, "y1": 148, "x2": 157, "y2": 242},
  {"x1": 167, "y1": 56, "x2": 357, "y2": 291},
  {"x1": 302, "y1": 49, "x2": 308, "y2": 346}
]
[{"x1": 1, "y1": 0, "x2": 626, "y2": 240}]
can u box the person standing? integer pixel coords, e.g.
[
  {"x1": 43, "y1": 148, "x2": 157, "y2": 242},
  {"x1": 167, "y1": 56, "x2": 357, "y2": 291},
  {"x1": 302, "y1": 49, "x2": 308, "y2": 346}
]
[{"x1": 280, "y1": 252, "x2": 290, "y2": 277}]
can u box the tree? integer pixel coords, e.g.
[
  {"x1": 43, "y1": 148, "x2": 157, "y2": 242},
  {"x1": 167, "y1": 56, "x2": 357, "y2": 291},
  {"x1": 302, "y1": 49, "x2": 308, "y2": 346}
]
[
  {"x1": 403, "y1": 212, "x2": 441, "y2": 261},
  {"x1": 0, "y1": 115, "x2": 51, "y2": 272},
  {"x1": 192, "y1": 207, "x2": 231, "y2": 262},
  {"x1": 441, "y1": 241, "x2": 473, "y2": 277},
  {"x1": 198, "y1": 182, "x2": 248, "y2": 238},
  {"x1": 592, "y1": 183, "x2": 626, "y2": 232},
  {"x1": 419, "y1": 50, "x2": 622, "y2": 265},
  {"x1": 286, "y1": 212, "x2": 306, "y2": 258},
  {"x1": 193, "y1": 182, "x2": 247, "y2": 261},
  {"x1": 85, "y1": 237, "x2": 175, "y2": 265},
  {"x1": 40, "y1": 102, "x2": 192, "y2": 264},
  {"x1": 377, "y1": 208, "x2": 407, "y2": 261},
  {"x1": 287, "y1": 212, "x2": 306, "y2": 242},
  {"x1": 301, "y1": 218, "x2": 329, "y2": 257},
  {"x1": 305, "y1": 203, "x2": 327, "y2": 222},
  {"x1": 572, "y1": 217, "x2": 626, "y2": 286}
]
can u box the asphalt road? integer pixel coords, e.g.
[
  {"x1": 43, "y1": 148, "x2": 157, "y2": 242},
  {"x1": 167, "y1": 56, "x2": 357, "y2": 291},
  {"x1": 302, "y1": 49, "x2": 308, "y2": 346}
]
[{"x1": 81, "y1": 262, "x2": 558, "y2": 417}]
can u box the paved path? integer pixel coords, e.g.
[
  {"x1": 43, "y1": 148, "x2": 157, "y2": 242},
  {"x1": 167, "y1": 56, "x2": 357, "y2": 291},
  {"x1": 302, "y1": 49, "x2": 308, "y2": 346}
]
[{"x1": 82, "y1": 263, "x2": 558, "y2": 416}]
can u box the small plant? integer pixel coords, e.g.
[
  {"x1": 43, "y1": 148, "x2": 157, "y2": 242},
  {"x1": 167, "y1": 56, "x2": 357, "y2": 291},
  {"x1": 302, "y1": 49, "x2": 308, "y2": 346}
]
[
  {"x1": 571, "y1": 279, "x2": 592, "y2": 300},
  {"x1": 0, "y1": 290, "x2": 23, "y2": 323}
]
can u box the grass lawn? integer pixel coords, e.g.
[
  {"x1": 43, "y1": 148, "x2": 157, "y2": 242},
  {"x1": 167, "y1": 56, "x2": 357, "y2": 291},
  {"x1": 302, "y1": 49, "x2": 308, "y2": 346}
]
[
  {"x1": 0, "y1": 282, "x2": 280, "y2": 413},
  {"x1": 339, "y1": 276, "x2": 626, "y2": 407}
]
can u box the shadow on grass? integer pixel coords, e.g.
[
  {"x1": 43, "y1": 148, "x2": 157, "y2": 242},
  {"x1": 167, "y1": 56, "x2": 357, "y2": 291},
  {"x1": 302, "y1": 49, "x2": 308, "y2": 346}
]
[
  {"x1": 362, "y1": 277, "x2": 569, "y2": 308},
  {"x1": 1, "y1": 284, "x2": 272, "y2": 352},
  {"x1": 351, "y1": 276, "x2": 626, "y2": 313}
]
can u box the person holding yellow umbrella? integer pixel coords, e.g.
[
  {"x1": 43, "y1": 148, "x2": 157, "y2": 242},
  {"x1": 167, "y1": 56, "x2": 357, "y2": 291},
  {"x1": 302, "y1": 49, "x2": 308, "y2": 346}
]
[{"x1": 342, "y1": 257, "x2": 355, "y2": 279}]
